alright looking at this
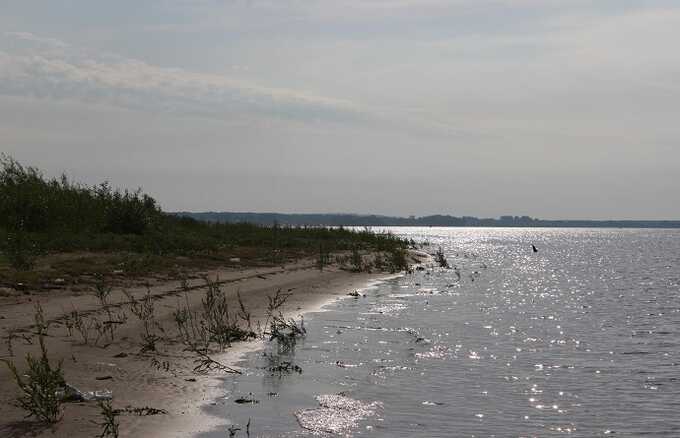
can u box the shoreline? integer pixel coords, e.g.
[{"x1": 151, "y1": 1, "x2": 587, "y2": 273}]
[
  {"x1": 147, "y1": 268, "x2": 400, "y2": 438},
  {"x1": 0, "y1": 251, "x2": 431, "y2": 438}
]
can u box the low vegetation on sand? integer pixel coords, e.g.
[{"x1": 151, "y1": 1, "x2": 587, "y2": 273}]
[
  {"x1": 0, "y1": 155, "x2": 410, "y2": 289},
  {"x1": 3, "y1": 281, "x2": 314, "y2": 433},
  {"x1": 2, "y1": 332, "x2": 65, "y2": 424},
  {"x1": 0, "y1": 156, "x2": 418, "y2": 435}
]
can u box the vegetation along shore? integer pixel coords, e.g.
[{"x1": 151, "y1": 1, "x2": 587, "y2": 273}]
[{"x1": 0, "y1": 155, "x2": 428, "y2": 437}]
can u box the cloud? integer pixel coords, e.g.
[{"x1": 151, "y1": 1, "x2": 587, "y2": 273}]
[
  {"x1": 4, "y1": 31, "x2": 69, "y2": 48},
  {"x1": 0, "y1": 32, "x2": 366, "y2": 123}
]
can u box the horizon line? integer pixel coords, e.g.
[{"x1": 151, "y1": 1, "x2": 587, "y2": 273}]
[{"x1": 172, "y1": 211, "x2": 680, "y2": 223}]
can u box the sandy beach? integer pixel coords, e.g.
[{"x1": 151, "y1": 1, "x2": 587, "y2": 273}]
[{"x1": 0, "y1": 251, "x2": 430, "y2": 438}]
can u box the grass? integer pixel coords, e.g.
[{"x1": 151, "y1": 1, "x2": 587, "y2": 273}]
[{"x1": 0, "y1": 155, "x2": 410, "y2": 290}]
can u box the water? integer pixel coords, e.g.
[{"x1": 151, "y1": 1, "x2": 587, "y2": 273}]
[{"x1": 202, "y1": 228, "x2": 680, "y2": 437}]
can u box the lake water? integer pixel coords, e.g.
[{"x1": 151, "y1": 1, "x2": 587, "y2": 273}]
[{"x1": 202, "y1": 227, "x2": 680, "y2": 437}]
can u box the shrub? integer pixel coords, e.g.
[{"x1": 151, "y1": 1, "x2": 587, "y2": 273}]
[
  {"x1": 3, "y1": 334, "x2": 65, "y2": 423},
  {"x1": 264, "y1": 289, "x2": 306, "y2": 352},
  {"x1": 202, "y1": 279, "x2": 255, "y2": 351},
  {"x1": 0, "y1": 155, "x2": 161, "y2": 237}
]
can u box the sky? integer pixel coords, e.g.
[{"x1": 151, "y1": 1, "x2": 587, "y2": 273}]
[{"x1": 1, "y1": 0, "x2": 679, "y2": 220}]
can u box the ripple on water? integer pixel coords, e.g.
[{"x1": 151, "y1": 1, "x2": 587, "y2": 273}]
[
  {"x1": 369, "y1": 302, "x2": 407, "y2": 315},
  {"x1": 415, "y1": 344, "x2": 452, "y2": 359},
  {"x1": 215, "y1": 228, "x2": 680, "y2": 437}
]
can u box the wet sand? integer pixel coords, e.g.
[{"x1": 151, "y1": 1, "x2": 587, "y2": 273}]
[{"x1": 0, "y1": 252, "x2": 430, "y2": 437}]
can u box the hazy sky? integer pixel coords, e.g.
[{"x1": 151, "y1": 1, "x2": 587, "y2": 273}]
[{"x1": 1, "y1": 1, "x2": 679, "y2": 219}]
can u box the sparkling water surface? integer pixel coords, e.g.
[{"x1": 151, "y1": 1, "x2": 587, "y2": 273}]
[{"x1": 202, "y1": 228, "x2": 680, "y2": 437}]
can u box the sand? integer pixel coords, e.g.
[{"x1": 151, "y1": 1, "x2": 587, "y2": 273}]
[{"x1": 0, "y1": 251, "x2": 431, "y2": 437}]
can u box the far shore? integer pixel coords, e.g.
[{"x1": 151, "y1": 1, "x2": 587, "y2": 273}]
[{"x1": 0, "y1": 250, "x2": 431, "y2": 438}]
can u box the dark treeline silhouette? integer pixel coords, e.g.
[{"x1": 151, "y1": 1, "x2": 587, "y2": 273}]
[{"x1": 176, "y1": 212, "x2": 680, "y2": 229}]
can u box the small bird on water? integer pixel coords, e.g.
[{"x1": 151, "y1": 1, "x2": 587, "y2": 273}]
[{"x1": 532, "y1": 244, "x2": 538, "y2": 253}]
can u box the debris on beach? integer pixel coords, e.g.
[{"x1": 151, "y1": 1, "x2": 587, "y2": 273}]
[
  {"x1": 295, "y1": 394, "x2": 382, "y2": 434},
  {"x1": 57, "y1": 383, "x2": 112, "y2": 402},
  {"x1": 234, "y1": 393, "x2": 260, "y2": 404},
  {"x1": 116, "y1": 405, "x2": 168, "y2": 416}
]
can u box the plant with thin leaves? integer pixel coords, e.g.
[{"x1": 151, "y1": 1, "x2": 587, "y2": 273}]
[
  {"x1": 126, "y1": 290, "x2": 162, "y2": 353},
  {"x1": 93, "y1": 275, "x2": 119, "y2": 341},
  {"x1": 97, "y1": 400, "x2": 119, "y2": 438},
  {"x1": 63, "y1": 312, "x2": 74, "y2": 337},
  {"x1": 236, "y1": 290, "x2": 252, "y2": 332},
  {"x1": 2, "y1": 334, "x2": 65, "y2": 424},
  {"x1": 435, "y1": 247, "x2": 449, "y2": 268},
  {"x1": 33, "y1": 302, "x2": 49, "y2": 337},
  {"x1": 193, "y1": 350, "x2": 241, "y2": 375},
  {"x1": 5, "y1": 328, "x2": 16, "y2": 357},
  {"x1": 201, "y1": 278, "x2": 255, "y2": 351},
  {"x1": 263, "y1": 289, "x2": 305, "y2": 351},
  {"x1": 262, "y1": 288, "x2": 291, "y2": 338},
  {"x1": 228, "y1": 424, "x2": 241, "y2": 437},
  {"x1": 92, "y1": 317, "x2": 107, "y2": 346},
  {"x1": 172, "y1": 294, "x2": 209, "y2": 353},
  {"x1": 70, "y1": 307, "x2": 90, "y2": 345}
]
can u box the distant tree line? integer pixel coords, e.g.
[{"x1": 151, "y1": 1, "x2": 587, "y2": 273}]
[{"x1": 175, "y1": 212, "x2": 680, "y2": 229}]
